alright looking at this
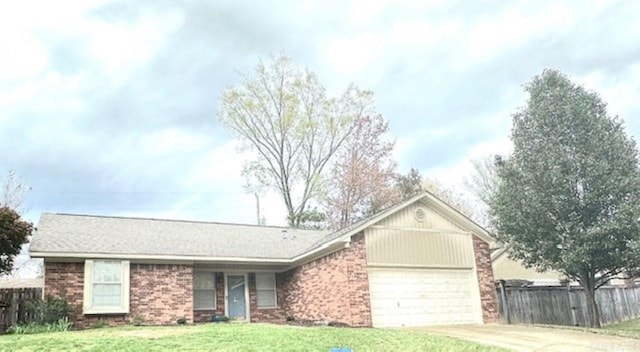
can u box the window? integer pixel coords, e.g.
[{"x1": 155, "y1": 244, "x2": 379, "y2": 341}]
[
  {"x1": 83, "y1": 260, "x2": 129, "y2": 314},
  {"x1": 194, "y1": 271, "x2": 216, "y2": 310},
  {"x1": 255, "y1": 273, "x2": 277, "y2": 308}
]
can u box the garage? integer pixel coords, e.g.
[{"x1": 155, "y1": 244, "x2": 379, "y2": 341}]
[
  {"x1": 364, "y1": 200, "x2": 487, "y2": 327},
  {"x1": 368, "y1": 268, "x2": 482, "y2": 327}
]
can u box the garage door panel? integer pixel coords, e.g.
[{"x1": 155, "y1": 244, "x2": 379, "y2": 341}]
[{"x1": 368, "y1": 268, "x2": 482, "y2": 327}]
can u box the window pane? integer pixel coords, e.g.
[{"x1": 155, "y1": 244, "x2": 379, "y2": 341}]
[
  {"x1": 194, "y1": 272, "x2": 215, "y2": 290},
  {"x1": 256, "y1": 289, "x2": 276, "y2": 307},
  {"x1": 256, "y1": 273, "x2": 276, "y2": 308},
  {"x1": 193, "y1": 272, "x2": 216, "y2": 309},
  {"x1": 255, "y1": 273, "x2": 275, "y2": 290},
  {"x1": 93, "y1": 261, "x2": 121, "y2": 283},
  {"x1": 194, "y1": 290, "x2": 216, "y2": 309},
  {"x1": 93, "y1": 283, "x2": 121, "y2": 306}
]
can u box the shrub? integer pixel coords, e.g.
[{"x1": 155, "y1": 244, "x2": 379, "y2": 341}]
[
  {"x1": 26, "y1": 296, "x2": 71, "y2": 325},
  {"x1": 220, "y1": 316, "x2": 230, "y2": 322},
  {"x1": 131, "y1": 314, "x2": 145, "y2": 326},
  {"x1": 286, "y1": 316, "x2": 295, "y2": 322},
  {"x1": 89, "y1": 319, "x2": 108, "y2": 329},
  {"x1": 8, "y1": 317, "x2": 72, "y2": 334},
  {"x1": 177, "y1": 317, "x2": 187, "y2": 325}
]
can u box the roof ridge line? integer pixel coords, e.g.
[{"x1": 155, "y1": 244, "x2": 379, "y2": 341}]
[{"x1": 43, "y1": 212, "x2": 322, "y2": 231}]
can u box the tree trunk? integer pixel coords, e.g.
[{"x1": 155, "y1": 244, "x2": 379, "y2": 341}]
[{"x1": 581, "y1": 281, "x2": 601, "y2": 328}]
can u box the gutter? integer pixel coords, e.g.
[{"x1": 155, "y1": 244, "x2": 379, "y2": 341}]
[{"x1": 29, "y1": 251, "x2": 292, "y2": 265}]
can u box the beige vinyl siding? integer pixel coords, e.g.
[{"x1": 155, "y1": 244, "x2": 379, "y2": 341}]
[
  {"x1": 365, "y1": 203, "x2": 474, "y2": 268},
  {"x1": 493, "y1": 254, "x2": 564, "y2": 281},
  {"x1": 375, "y1": 202, "x2": 466, "y2": 232}
]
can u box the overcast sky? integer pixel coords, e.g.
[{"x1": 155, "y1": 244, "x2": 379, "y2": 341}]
[{"x1": 2, "y1": 0, "x2": 640, "y2": 228}]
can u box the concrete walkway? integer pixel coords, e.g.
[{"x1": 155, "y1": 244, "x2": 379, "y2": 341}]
[{"x1": 420, "y1": 324, "x2": 640, "y2": 351}]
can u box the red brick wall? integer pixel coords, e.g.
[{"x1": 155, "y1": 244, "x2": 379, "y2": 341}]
[
  {"x1": 45, "y1": 262, "x2": 194, "y2": 328},
  {"x1": 280, "y1": 233, "x2": 372, "y2": 327},
  {"x1": 472, "y1": 236, "x2": 499, "y2": 323},
  {"x1": 43, "y1": 233, "x2": 496, "y2": 328},
  {"x1": 130, "y1": 264, "x2": 193, "y2": 325}
]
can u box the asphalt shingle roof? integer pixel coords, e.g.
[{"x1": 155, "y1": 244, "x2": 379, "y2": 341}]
[
  {"x1": 30, "y1": 193, "x2": 494, "y2": 261},
  {"x1": 31, "y1": 213, "x2": 330, "y2": 260}
]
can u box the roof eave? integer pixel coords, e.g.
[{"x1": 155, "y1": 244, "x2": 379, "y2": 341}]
[
  {"x1": 292, "y1": 192, "x2": 500, "y2": 261},
  {"x1": 29, "y1": 251, "x2": 292, "y2": 265},
  {"x1": 291, "y1": 193, "x2": 432, "y2": 260}
]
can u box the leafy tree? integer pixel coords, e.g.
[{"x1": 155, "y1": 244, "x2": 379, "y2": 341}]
[
  {"x1": 492, "y1": 69, "x2": 640, "y2": 328},
  {"x1": 394, "y1": 169, "x2": 484, "y2": 224},
  {"x1": 219, "y1": 54, "x2": 375, "y2": 227},
  {"x1": 396, "y1": 168, "x2": 423, "y2": 199},
  {"x1": 295, "y1": 207, "x2": 327, "y2": 230},
  {"x1": 0, "y1": 207, "x2": 32, "y2": 274},
  {"x1": 321, "y1": 115, "x2": 399, "y2": 229}
]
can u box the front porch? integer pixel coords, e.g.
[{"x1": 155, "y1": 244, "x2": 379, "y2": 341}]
[{"x1": 192, "y1": 270, "x2": 286, "y2": 323}]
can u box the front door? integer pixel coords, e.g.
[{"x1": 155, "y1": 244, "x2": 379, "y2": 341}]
[{"x1": 226, "y1": 275, "x2": 247, "y2": 320}]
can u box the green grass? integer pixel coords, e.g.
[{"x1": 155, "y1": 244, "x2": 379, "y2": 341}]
[
  {"x1": 0, "y1": 323, "x2": 505, "y2": 352},
  {"x1": 603, "y1": 318, "x2": 640, "y2": 339},
  {"x1": 533, "y1": 318, "x2": 640, "y2": 340}
]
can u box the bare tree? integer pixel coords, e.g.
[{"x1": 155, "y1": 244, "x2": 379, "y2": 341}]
[
  {"x1": 464, "y1": 155, "x2": 500, "y2": 207},
  {"x1": 423, "y1": 178, "x2": 479, "y2": 220},
  {"x1": 394, "y1": 168, "x2": 486, "y2": 225},
  {"x1": 322, "y1": 115, "x2": 399, "y2": 229},
  {"x1": 219, "y1": 54, "x2": 375, "y2": 227},
  {"x1": 1, "y1": 170, "x2": 31, "y2": 212}
]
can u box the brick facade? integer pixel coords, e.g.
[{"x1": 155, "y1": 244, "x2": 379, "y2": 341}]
[
  {"x1": 44, "y1": 232, "x2": 497, "y2": 328},
  {"x1": 44, "y1": 262, "x2": 193, "y2": 328},
  {"x1": 472, "y1": 236, "x2": 500, "y2": 323},
  {"x1": 279, "y1": 233, "x2": 372, "y2": 327},
  {"x1": 130, "y1": 264, "x2": 193, "y2": 326}
]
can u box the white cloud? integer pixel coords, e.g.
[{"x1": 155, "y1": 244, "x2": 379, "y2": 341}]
[
  {"x1": 325, "y1": 34, "x2": 385, "y2": 76},
  {"x1": 85, "y1": 11, "x2": 184, "y2": 80},
  {"x1": 0, "y1": 34, "x2": 49, "y2": 81},
  {"x1": 577, "y1": 64, "x2": 640, "y2": 119},
  {"x1": 138, "y1": 128, "x2": 211, "y2": 155},
  {"x1": 184, "y1": 140, "x2": 246, "y2": 187},
  {"x1": 4, "y1": 0, "x2": 640, "y2": 232}
]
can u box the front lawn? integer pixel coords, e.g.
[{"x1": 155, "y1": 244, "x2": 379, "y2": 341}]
[
  {"x1": 603, "y1": 318, "x2": 640, "y2": 339},
  {"x1": 534, "y1": 318, "x2": 640, "y2": 340},
  {"x1": 1, "y1": 323, "x2": 504, "y2": 351}
]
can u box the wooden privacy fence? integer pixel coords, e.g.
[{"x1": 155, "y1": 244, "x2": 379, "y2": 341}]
[
  {"x1": 496, "y1": 283, "x2": 640, "y2": 326},
  {"x1": 0, "y1": 288, "x2": 42, "y2": 332}
]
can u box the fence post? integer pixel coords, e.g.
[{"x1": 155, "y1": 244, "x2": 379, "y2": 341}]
[
  {"x1": 9, "y1": 291, "x2": 17, "y2": 328},
  {"x1": 0, "y1": 288, "x2": 43, "y2": 333},
  {"x1": 498, "y1": 280, "x2": 510, "y2": 324},
  {"x1": 566, "y1": 283, "x2": 577, "y2": 326}
]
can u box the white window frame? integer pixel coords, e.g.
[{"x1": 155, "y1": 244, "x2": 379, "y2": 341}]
[
  {"x1": 255, "y1": 273, "x2": 277, "y2": 309},
  {"x1": 83, "y1": 259, "x2": 130, "y2": 314},
  {"x1": 193, "y1": 271, "x2": 217, "y2": 310}
]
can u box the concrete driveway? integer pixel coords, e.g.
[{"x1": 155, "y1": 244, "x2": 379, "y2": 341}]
[{"x1": 420, "y1": 324, "x2": 640, "y2": 351}]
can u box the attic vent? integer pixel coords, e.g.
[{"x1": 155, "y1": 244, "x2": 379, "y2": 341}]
[{"x1": 414, "y1": 207, "x2": 426, "y2": 222}]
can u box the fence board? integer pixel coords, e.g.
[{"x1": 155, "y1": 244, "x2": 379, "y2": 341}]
[
  {"x1": 0, "y1": 288, "x2": 42, "y2": 332},
  {"x1": 497, "y1": 284, "x2": 640, "y2": 327}
]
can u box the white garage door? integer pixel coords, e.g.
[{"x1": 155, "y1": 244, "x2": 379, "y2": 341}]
[{"x1": 368, "y1": 268, "x2": 482, "y2": 327}]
